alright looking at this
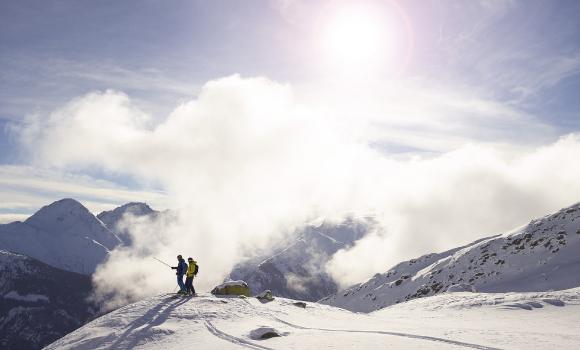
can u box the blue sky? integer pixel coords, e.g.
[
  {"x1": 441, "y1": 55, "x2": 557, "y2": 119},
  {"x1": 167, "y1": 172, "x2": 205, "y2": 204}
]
[{"x1": 1, "y1": 0, "x2": 580, "y2": 224}]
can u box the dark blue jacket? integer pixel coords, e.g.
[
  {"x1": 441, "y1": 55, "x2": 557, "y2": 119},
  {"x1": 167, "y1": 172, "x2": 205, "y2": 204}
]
[{"x1": 174, "y1": 259, "x2": 188, "y2": 276}]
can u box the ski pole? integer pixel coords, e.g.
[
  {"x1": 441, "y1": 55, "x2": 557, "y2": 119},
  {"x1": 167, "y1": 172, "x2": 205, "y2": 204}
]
[{"x1": 153, "y1": 257, "x2": 171, "y2": 267}]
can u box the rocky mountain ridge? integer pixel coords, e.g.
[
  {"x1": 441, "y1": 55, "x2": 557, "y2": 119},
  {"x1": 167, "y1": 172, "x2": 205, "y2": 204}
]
[
  {"x1": 320, "y1": 202, "x2": 580, "y2": 312},
  {"x1": 0, "y1": 249, "x2": 96, "y2": 350}
]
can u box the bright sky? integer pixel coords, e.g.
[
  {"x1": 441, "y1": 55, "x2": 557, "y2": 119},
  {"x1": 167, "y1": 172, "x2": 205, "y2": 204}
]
[{"x1": 1, "y1": 0, "x2": 580, "y2": 225}]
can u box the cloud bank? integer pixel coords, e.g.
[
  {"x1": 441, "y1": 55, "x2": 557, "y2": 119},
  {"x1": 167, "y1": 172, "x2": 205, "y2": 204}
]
[{"x1": 17, "y1": 75, "x2": 580, "y2": 307}]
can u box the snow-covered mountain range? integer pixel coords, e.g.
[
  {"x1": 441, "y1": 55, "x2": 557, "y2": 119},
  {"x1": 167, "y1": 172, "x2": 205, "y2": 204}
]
[
  {"x1": 0, "y1": 199, "x2": 159, "y2": 349},
  {"x1": 0, "y1": 199, "x2": 123, "y2": 275},
  {"x1": 4, "y1": 198, "x2": 580, "y2": 349},
  {"x1": 0, "y1": 249, "x2": 96, "y2": 350},
  {"x1": 0, "y1": 199, "x2": 158, "y2": 276},
  {"x1": 228, "y1": 217, "x2": 374, "y2": 301},
  {"x1": 320, "y1": 202, "x2": 580, "y2": 312}
]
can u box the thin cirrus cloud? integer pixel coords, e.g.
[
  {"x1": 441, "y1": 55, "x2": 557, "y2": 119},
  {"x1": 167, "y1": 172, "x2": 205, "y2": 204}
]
[{"x1": 0, "y1": 165, "x2": 169, "y2": 222}]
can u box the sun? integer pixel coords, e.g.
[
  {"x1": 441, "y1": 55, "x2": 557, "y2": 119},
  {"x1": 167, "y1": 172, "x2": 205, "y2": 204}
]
[
  {"x1": 320, "y1": 7, "x2": 393, "y2": 73},
  {"x1": 318, "y1": 5, "x2": 405, "y2": 74}
]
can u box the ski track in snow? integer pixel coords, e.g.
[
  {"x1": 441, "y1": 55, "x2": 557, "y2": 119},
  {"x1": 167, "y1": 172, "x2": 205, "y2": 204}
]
[
  {"x1": 271, "y1": 317, "x2": 502, "y2": 350},
  {"x1": 191, "y1": 300, "x2": 276, "y2": 350},
  {"x1": 201, "y1": 296, "x2": 498, "y2": 350},
  {"x1": 216, "y1": 297, "x2": 502, "y2": 349},
  {"x1": 204, "y1": 318, "x2": 275, "y2": 350}
]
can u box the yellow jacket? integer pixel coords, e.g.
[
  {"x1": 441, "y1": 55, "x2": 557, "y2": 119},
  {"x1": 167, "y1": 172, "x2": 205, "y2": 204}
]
[{"x1": 186, "y1": 260, "x2": 197, "y2": 277}]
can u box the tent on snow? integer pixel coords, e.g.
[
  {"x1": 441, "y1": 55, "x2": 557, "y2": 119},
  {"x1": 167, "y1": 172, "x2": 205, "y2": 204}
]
[{"x1": 211, "y1": 280, "x2": 251, "y2": 297}]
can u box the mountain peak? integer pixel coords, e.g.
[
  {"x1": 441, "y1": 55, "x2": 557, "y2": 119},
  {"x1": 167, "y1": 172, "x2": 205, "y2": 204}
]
[
  {"x1": 96, "y1": 202, "x2": 158, "y2": 246},
  {"x1": 24, "y1": 198, "x2": 93, "y2": 229},
  {"x1": 46, "y1": 198, "x2": 87, "y2": 210},
  {"x1": 97, "y1": 202, "x2": 154, "y2": 221}
]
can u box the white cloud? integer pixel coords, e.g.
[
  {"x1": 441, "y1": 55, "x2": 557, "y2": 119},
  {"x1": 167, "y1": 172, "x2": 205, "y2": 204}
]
[
  {"x1": 19, "y1": 75, "x2": 373, "y2": 307},
  {"x1": 0, "y1": 213, "x2": 30, "y2": 223},
  {"x1": 15, "y1": 75, "x2": 580, "y2": 306},
  {"x1": 326, "y1": 135, "x2": 580, "y2": 286}
]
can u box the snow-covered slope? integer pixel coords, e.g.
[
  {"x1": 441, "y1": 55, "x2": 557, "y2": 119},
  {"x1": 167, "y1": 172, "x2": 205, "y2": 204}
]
[
  {"x1": 228, "y1": 217, "x2": 373, "y2": 301},
  {"x1": 97, "y1": 202, "x2": 157, "y2": 245},
  {"x1": 0, "y1": 250, "x2": 96, "y2": 350},
  {"x1": 0, "y1": 198, "x2": 122, "y2": 274},
  {"x1": 372, "y1": 288, "x2": 580, "y2": 349},
  {"x1": 46, "y1": 287, "x2": 580, "y2": 349},
  {"x1": 320, "y1": 202, "x2": 580, "y2": 312}
]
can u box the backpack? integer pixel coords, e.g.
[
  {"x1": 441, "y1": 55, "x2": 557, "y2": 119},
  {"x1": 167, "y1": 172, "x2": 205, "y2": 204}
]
[{"x1": 194, "y1": 263, "x2": 199, "y2": 275}]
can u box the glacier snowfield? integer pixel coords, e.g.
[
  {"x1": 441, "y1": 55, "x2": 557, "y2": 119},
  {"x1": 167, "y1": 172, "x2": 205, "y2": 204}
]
[{"x1": 45, "y1": 287, "x2": 580, "y2": 350}]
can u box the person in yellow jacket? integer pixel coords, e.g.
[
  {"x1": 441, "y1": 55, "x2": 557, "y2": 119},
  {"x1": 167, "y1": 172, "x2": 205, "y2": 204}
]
[{"x1": 185, "y1": 257, "x2": 197, "y2": 296}]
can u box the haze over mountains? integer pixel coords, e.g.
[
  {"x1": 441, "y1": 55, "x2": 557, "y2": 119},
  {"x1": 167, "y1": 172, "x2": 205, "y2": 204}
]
[
  {"x1": 228, "y1": 217, "x2": 374, "y2": 301},
  {"x1": 97, "y1": 202, "x2": 158, "y2": 245}
]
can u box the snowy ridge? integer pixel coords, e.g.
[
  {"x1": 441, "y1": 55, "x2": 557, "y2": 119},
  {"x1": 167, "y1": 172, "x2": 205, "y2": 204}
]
[
  {"x1": 320, "y1": 202, "x2": 580, "y2": 312},
  {"x1": 45, "y1": 287, "x2": 580, "y2": 349},
  {"x1": 0, "y1": 198, "x2": 122, "y2": 274}
]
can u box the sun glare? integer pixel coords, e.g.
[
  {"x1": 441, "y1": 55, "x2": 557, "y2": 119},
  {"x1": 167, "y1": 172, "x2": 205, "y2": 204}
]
[{"x1": 320, "y1": 8, "x2": 393, "y2": 73}]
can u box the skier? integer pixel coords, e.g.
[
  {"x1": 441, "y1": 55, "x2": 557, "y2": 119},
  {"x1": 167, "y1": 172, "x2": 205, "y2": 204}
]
[
  {"x1": 185, "y1": 257, "x2": 197, "y2": 296},
  {"x1": 171, "y1": 255, "x2": 188, "y2": 294}
]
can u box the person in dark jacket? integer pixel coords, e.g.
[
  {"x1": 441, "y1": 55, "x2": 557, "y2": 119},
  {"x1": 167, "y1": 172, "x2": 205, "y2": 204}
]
[{"x1": 171, "y1": 255, "x2": 188, "y2": 294}]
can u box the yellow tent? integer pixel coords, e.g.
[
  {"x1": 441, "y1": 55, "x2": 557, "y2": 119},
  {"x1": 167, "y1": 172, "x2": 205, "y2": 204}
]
[{"x1": 211, "y1": 280, "x2": 251, "y2": 297}]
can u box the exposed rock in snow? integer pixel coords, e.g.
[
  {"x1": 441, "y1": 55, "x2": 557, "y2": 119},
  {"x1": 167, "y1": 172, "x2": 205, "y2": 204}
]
[
  {"x1": 293, "y1": 301, "x2": 307, "y2": 308},
  {"x1": 320, "y1": 202, "x2": 580, "y2": 312},
  {"x1": 256, "y1": 289, "x2": 274, "y2": 302},
  {"x1": 249, "y1": 326, "x2": 287, "y2": 340}
]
